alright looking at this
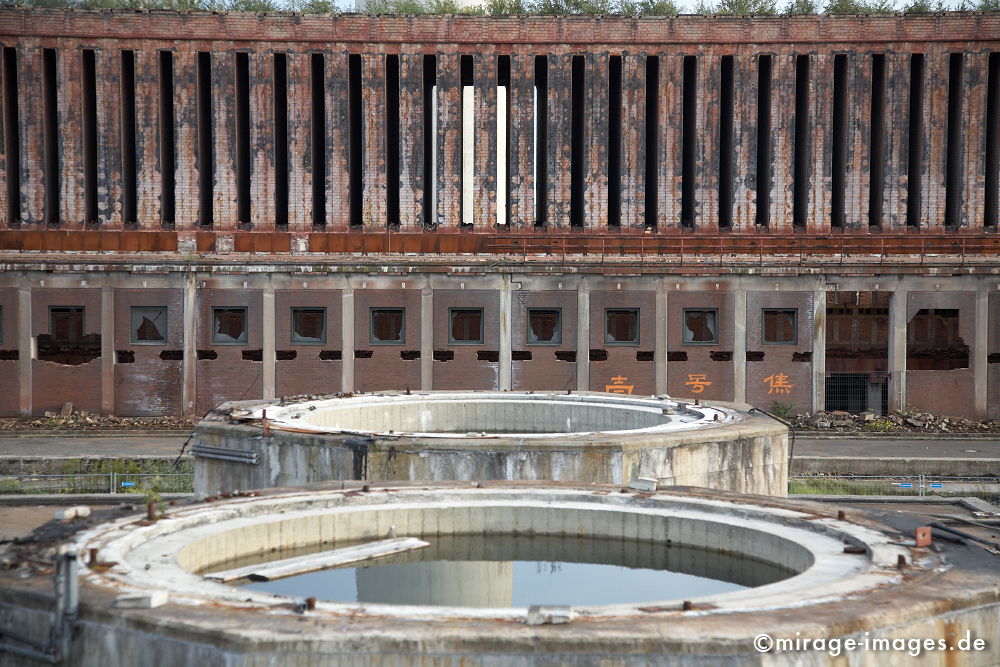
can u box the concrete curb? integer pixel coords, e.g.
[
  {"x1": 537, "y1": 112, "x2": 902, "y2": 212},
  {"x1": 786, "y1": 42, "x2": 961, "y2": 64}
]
[
  {"x1": 792, "y1": 456, "x2": 1000, "y2": 477},
  {"x1": 0, "y1": 493, "x2": 194, "y2": 506},
  {"x1": 0, "y1": 430, "x2": 194, "y2": 438},
  {"x1": 795, "y1": 432, "x2": 1000, "y2": 440}
]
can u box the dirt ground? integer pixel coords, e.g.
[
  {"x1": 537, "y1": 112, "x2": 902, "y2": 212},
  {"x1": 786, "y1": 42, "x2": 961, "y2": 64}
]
[{"x1": 0, "y1": 505, "x2": 115, "y2": 542}]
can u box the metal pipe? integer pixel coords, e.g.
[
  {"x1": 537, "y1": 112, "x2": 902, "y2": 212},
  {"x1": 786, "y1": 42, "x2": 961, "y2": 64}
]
[{"x1": 748, "y1": 407, "x2": 796, "y2": 468}]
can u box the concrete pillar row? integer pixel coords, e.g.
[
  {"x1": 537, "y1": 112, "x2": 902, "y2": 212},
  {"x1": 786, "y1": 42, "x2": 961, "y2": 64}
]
[
  {"x1": 974, "y1": 286, "x2": 988, "y2": 418},
  {"x1": 262, "y1": 284, "x2": 276, "y2": 400},
  {"x1": 420, "y1": 284, "x2": 433, "y2": 390},
  {"x1": 655, "y1": 282, "x2": 667, "y2": 395},
  {"x1": 811, "y1": 288, "x2": 827, "y2": 415},
  {"x1": 499, "y1": 277, "x2": 512, "y2": 391},
  {"x1": 576, "y1": 282, "x2": 590, "y2": 391},
  {"x1": 100, "y1": 285, "x2": 114, "y2": 415},
  {"x1": 888, "y1": 289, "x2": 908, "y2": 413},
  {"x1": 733, "y1": 289, "x2": 747, "y2": 404},
  {"x1": 17, "y1": 286, "x2": 31, "y2": 416},
  {"x1": 341, "y1": 286, "x2": 354, "y2": 392},
  {"x1": 181, "y1": 273, "x2": 197, "y2": 417}
]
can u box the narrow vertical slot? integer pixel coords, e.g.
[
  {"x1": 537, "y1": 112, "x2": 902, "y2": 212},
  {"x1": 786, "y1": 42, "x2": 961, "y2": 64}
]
[
  {"x1": 422, "y1": 54, "x2": 436, "y2": 228},
  {"x1": 681, "y1": 55, "x2": 697, "y2": 228},
  {"x1": 869, "y1": 54, "x2": 886, "y2": 229},
  {"x1": 985, "y1": 53, "x2": 999, "y2": 229},
  {"x1": 944, "y1": 53, "x2": 964, "y2": 228},
  {"x1": 2, "y1": 47, "x2": 20, "y2": 225},
  {"x1": 570, "y1": 55, "x2": 585, "y2": 228},
  {"x1": 121, "y1": 51, "x2": 137, "y2": 226},
  {"x1": 718, "y1": 55, "x2": 734, "y2": 229},
  {"x1": 534, "y1": 55, "x2": 548, "y2": 227},
  {"x1": 81, "y1": 50, "x2": 98, "y2": 224},
  {"x1": 645, "y1": 55, "x2": 659, "y2": 229},
  {"x1": 907, "y1": 54, "x2": 924, "y2": 228},
  {"x1": 460, "y1": 55, "x2": 474, "y2": 228},
  {"x1": 273, "y1": 53, "x2": 288, "y2": 228},
  {"x1": 196, "y1": 51, "x2": 213, "y2": 227},
  {"x1": 42, "y1": 48, "x2": 59, "y2": 226},
  {"x1": 831, "y1": 54, "x2": 847, "y2": 229},
  {"x1": 607, "y1": 55, "x2": 622, "y2": 228},
  {"x1": 755, "y1": 54, "x2": 772, "y2": 228},
  {"x1": 235, "y1": 52, "x2": 251, "y2": 226},
  {"x1": 793, "y1": 54, "x2": 810, "y2": 230},
  {"x1": 385, "y1": 54, "x2": 400, "y2": 229},
  {"x1": 158, "y1": 51, "x2": 175, "y2": 227},
  {"x1": 310, "y1": 53, "x2": 326, "y2": 227},
  {"x1": 497, "y1": 55, "x2": 511, "y2": 226},
  {"x1": 348, "y1": 54, "x2": 363, "y2": 227}
]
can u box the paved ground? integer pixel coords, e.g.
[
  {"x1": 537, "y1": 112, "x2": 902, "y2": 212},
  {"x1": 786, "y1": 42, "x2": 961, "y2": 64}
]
[
  {"x1": 795, "y1": 438, "x2": 1000, "y2": 459},
  {"x1": 0, "y1": 435, "x2": 189, "y2": 458}
]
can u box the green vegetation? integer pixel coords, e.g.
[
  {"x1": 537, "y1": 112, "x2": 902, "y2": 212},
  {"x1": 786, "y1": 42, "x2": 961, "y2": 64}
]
[
  {"x1": 5, "y1": 0, "x2": 1000, "y2": 14},
  {"x1": 770, "y1": 401, "x2": 795, "y2": 420},
  {"x1": 789, "y1": 476, "x2": 913, "y2": 496},
  {"x1": 865, "y1": 417, "x2": 895, "y2": 432}
]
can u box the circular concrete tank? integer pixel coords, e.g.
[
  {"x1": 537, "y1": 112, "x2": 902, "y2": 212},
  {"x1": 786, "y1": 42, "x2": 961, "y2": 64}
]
[
  {"x1": 192, "y1": 391, "x2": 788, "y2": 496},
  {"x1": 32, "y1": 482, "x2": 999, "y2": 666}
]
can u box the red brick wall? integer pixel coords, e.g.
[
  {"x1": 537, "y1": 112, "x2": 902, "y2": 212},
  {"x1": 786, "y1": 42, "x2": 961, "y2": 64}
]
[
  {"x1": 745, "y1": 291, "x2": 813, "y2": 414},
  {"x1": 432, "y1": 289, "x2": 499, "y2": 390},
  {"x1": 354, "y1": 289, "x2": 421, "y2": 393},
  {"x1": 588, "y1": 290, "x2": 655, "y2": 396},
  {"x1": 275, "y1": 289, "x2": 342, "y2": 397},
  {"x1": 511, "y1": 289, "x2": 577, "y2": 392},
  {"x1": 0, "y1": 288, "x2": 18, "y2": 416},
  {"x1": 31, "y1": 288, "x2": 102, "y2": 415},
  {"x1": 195, "y1": 288, "x2": 262, "y2": 416},
  {"x1": 906, "y1": 291, "x2": 976, "y2": 419},
  {"x1": 989, "y1": 293, "x2": 1000, "y2": 420},
  {"x1": 667, "y1": 291, "x2": 735, "y2": 402},
  {"x1": 113, "y1": 288, "x2": 184, "y2": 416}
]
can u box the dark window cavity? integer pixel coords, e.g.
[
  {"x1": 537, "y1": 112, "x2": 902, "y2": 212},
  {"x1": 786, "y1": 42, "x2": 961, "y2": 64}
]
[
  {"x1": 131, "y1": 307, "x2": 167, "y2": 345},
  {"x1": 645, "y1": 55, "x2": 659, "y2": 229},
  {"x1": 50, "y1": 307, "x2": 84, "y2": 342},
  {"x1": 986, "y1": 52, "x2": 999, "y2": 228},
  {"x1": 43, "y1": 48, "x2": 59, "y2": 226},
  {"x1": 449, "y1": 308, "x2": 484, "y2": 344},
  {"x1": 869, "y1": 54, "x2": 886, "y2": 229},
  {"x1": 273, "y1": 53, "x2": 289, "y2": 228},
  {"x1": 157, "y1": 51, "x2": 174, "y2": 227},
  {"x1": 683, "y1": 309, "x2": 718, "y2": 345},
  {"x1": 235, "y1": 52, "x2": 251, "y2": 226},
  {"x1": 349, "y1": 54, "x2": 363, "y2": 227},
  {"x1": 121, "y1": 51, "x2": 138, "y2": 226},
  {"x1": 762, "y1": 308, "x2": 797, "y2": 345},
  {"x1": 831, "y1": 53, "x2": 848, "y2": 229},
  {"x1": 719, "y1": 55, "x2": 735, "y2": 229},
  {"x1": 370, "y1": 308, "x2": 405, "y2": 345},
  {"x1": 212, "y1": 307, "x2": 247, "y2": 345},
  {"x1": 422, "y1": 55, "x2": 437, "y2": 228},
  {"x1": 82, "y1": 49, "x2": 98, "y2": 224},
  {"x1": 755, "y1": 54, "x2": 772, "y2": 228},
  {"x1": 906, "y1": 53, "x2": 924, "y2": 228},
  {"x1": 793, "y1": 54, "x2": 810, "y2": 229},
  {"x1": 570, "y1": 55, "x2": 584, "y2": 228},
  {"x1": 945, "y1": 53, "x2": 964, "y2": 228},
  {"x1": 681, "y1": 55, "x2": 697, "y2": 228},
  {"x1": 527, "y1": 308, "x2": 561, "y2": 345},
  {"x1": 386, "y1": 54, "x2": 400, "y2": 228},
  {"x1": 291, "y1": 308, "x2": 326, "y2": 345},
  {"x1": 3, "y1": 47, "x2": 21, "y2": 224},
  {"x1": 196, "y1": 52, "x2": 213, "y2": 227},
  {"x1": 311, "y1": 53, "x2": 326, "y2": 227},
  {"x1": 534, "y1": 55, "x2": 548, "y2": 227},
  {"x1": 605, "y1": 308, "x2": 639, "y2": 345},
  {"x1": 608, "y1": 55, "x2": 622, "y2": 228}
]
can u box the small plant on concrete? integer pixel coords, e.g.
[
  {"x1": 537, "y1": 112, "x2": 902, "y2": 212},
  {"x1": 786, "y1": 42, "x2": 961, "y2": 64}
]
[
  {"x1": 770, "y1": 401, "x2": 795, "y2": 420},
  {"x1": 866, "y1": 418, "x2": 895, "y2": 432}
]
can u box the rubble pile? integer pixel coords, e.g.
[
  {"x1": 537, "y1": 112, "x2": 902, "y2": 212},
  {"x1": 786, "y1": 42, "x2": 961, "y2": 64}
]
[
  {"x1": 0, "y1": 404, "x2": 197, "y2": 432},
  {"x1": 794, "y1": 410, "x2": 1000, "y2": 434}
]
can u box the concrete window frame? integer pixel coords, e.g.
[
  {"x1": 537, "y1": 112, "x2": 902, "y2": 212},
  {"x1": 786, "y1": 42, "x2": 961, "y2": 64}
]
[
  {"x1": 605, "y1": 308, "x2": 640, "y2": 346},
  {"x1": 761, "y1": 308, "x2": 798, "y2": 346},
  {"x1": 526, "y1": 308, "x2": 562, "y2": 346},
  {"x1": 448, "y1": 307, "x2": 484, "y2": 345},
  {"x1": 290, "y1": 307, "x2": 327, "y2": 345},
  {"x1": 130, "y1": 306, "x2": 168, "y2": 345},
  {"x1": 682, "y1": 308, "x2": 718, "y2": 345},
  {"x1": 212, "y1": 307, "x2": 248, "y2": 345},
  {"x1": 49, "y1": 306, "x2": 85, "y2": 343},
  {"x1": 370, "y1": 307, "x2": 405, "y2": 345}
]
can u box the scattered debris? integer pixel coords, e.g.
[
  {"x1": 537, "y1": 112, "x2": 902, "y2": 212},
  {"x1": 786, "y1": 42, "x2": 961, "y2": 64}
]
[
  {"x1": 794, "y1": 410, "x2": 1000, "y2": 434},
  {"x1": 0, "y1": 411, "x2": 197, "y2": 432}
]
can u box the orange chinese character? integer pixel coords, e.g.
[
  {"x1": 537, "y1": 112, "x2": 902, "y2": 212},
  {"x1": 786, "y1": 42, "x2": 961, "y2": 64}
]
[
  {"x1": 763, "y1": 373, "x2": 794, "y2": 394},
  {"x1": 684, "y1": 374, "x2": 712, "y2": 394},
  {"x1": 605, "y1": 375, "x2": 634, "y2": 395}
]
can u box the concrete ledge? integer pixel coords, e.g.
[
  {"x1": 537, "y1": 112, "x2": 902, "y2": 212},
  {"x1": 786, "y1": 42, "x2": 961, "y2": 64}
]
[{"x1": 792, "y1": 456, "x2": 1000, "y2": 477}]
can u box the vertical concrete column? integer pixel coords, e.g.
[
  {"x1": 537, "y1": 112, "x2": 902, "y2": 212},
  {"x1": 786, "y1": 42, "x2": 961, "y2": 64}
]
[
  {"x1": 325, "y1": 50, "x2": 350, "y2": 229},
  {"x1": 620, "y1": 52, "x2": 646, "y2": 230},
  {"x1": 845, "y1": 52, "x2": 871, "y2": 230},
  {"x1": 250, "y1": 50, "x2": 275, "y2": 230},
  {"x1": 809, "y1": 53, "x2": 833, "y2": 234},
  {"x1": 883, "y1": 53, "x2": 909, "y2": 230},
  {"x1": 135, "y1": 49, "x2": 161, "y2": 229},
  {"x1": 212, "y1": 51, "x2": 237, "y2": 231},
  {"x1": 262, "y1": 285, "x2": 275, "y2": 400},
  {"x1": 420, "y1": 285, "x2": 433, "y2": 390},
  {"x1": 974, "y1": 286, "x2": 988, "y2": 418},
  {"x1": 655, "y1": 282, "x2": 667, "y2": 395},
  {"x1": 695, "y1": 54, "x2": 720, "y2": 230},
  {"x1": 507, "y1": 52, "x2": 534, "y2": 228},
  {"x1": 732, "y1": 53, "x2": 758, "y2": 231},
  {"x1": 96, "y1": 47, "x2": 123, "y2": 229},
  {"x1": 888, "y1": 289, "x2": 908, "y2": 413},
  {"x1": 921, "y1": 49, "x2": 948, "y2": 230},
  {"x1": 100, "y1": 286, "x2": 114, "y2": 415},
  {"x1": 341, "y1": 286, "x2": 354, "y2": 392},
  {"x1": 473, "y1": 52, "x2": 497, "y2": 229},
  {"x1": 363, "y1": 53, "x2": 387, "y2": 229},
  {"x1": 583, "y1": 53, "x2": 609, "y2": 229},
  {"x1": 733, "y1": 288, "x2": 747, "y2": 404},
  {"x1": 770, "y1": 54, "x2": 795, "y2": 233},
  {"x1": 17, "y1": 43, "x2": 43, "y2": 225},
  {"x1": 59, "y1": 48, "x2": 84, "y2": 228},
  {"x1": 436, "y1": 54, "x2": 461, "y2": 227},
  {"x1": 546, "y1": 53, "x2": 571, "y2": 228},
  {"x1": 398, "y1": 50, "x2": 423, "y2": 230},
  {"x1": 576, "y1": 282, "x2": 590, "y2": 392},
  {"x1": 962, "y1": 51, "x2": 988, "y2": 230},
  {"x1": 499, "y1": 277, "x2": 512, "y2": 391},
  {"x1": 182, "y1": 273, "x2": 197, "y2": 418},
  {"x1": 286, "y1": 50, "x2": 312, "y2": 233},
  {"x1": 812, "y1": 288, "x2": 826, "y2": 414},
  {"x1": 17, "y1": 286, "x2": 31, "y2": 416},
  {"x1": 658, "y1": 54, "x2": 682, "y2": 230},
  {"x1": 175, "y1": 50, "x2": 201, "y2": 232}
]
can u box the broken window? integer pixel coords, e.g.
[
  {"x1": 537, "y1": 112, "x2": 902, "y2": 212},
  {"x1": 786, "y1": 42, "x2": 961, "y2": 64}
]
[
  {"x1": 50, "y1": 307, "x2": 84, "y2": 342},
  {"x1": 39, "y1": 306, "x2": 100, "y2": 365},
  {"x1": 212, "y1": 307, "x2": 247, "y2": 345},
  {"x1": 449, "y1": 308, "x2": 483, "y2": 344},
  {"x1": 291, "y1": 308, "x2": 326, "y2": 345},
  {"x1": 527, "y1": 308, "x2": 561, "y2": 345},
  {"x1": 906, "y1": 308, "x2": 968, "y2": 370},
  {"x1": 683, "y1": 309, "x2": 718, "y2": 345},
  {"x1": 370, "y1": 308, "x2": 404, "y2": 344},
  {"x1": 762, "y1": 309, "x2": 797, "y2": 345},
  {"x1": 130, "y1": 306, "x2": 166, "y2": 345},
  {"x1": 605, "y1": 309, "x2": 639, "y2": 345}
]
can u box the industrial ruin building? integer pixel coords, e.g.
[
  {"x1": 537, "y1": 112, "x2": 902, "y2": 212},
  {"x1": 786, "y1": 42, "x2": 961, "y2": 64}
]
[{"x1": 0, "y1": 8, "x2": 998, "y2": 419}]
